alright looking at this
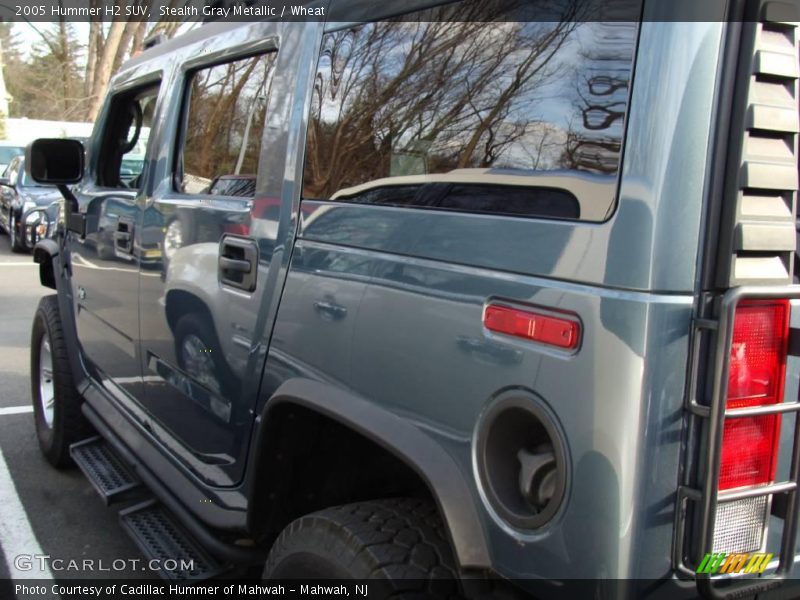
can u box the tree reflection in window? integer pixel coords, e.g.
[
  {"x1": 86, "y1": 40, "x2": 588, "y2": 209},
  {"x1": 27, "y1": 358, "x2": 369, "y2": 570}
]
[
  {"x1": 180, "y1": 53, "x2": 277, "y2": 197},
  {"x1": 303, "y1": 0, "x2": 639, "y2": 221}
]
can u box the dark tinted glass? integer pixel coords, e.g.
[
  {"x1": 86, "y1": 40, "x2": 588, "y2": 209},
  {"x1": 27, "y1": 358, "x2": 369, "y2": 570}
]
[
  {"x1": 336, "y1": 183, "x2": 579, "y2": 219},
  {"x1": 303, "y1": 1, "x2": 638, "y2": 221},
  {"x1": 208, "y1": 176, "x2": 257, "y2": 197},
  {"x1": 335, "y1": 185, "x2": 424, "y2": 207},
  {"x1": 441, "y1": 185, "x2": 579, "y2": 219}
]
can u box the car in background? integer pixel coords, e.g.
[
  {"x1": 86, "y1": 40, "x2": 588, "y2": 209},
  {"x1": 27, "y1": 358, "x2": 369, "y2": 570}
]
[
  {"x1": 161, "y1": 176, "x2": 255, "y2": 266},
  {"x1": 205, "y1": 174, "x2": 256, "y2": 197},
  {"x1": 0, "y1": 155, "x2": 61, "y2": 252},
  {"x1": 0, "y1": 140, "x2": 25, "y2": 174},
  {"x1": 21, "y1": 200, "x2": 60, "y2": 250},
  {"x1": 120, "y1": 154, "x2": 145, "y2": 186},
  {"x1": 81, "y1": 196, "x2": 163, "y2": 264}
]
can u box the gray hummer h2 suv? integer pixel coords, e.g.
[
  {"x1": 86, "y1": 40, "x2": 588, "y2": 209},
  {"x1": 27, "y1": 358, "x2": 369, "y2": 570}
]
[{"x1": 24, "y1": 0, "x2": 800, "y2": 597}]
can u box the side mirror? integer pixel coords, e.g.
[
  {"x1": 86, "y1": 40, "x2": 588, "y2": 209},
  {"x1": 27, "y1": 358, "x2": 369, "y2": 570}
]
[
  {"x1": 25, "y1": 138, "x2": 84, "y2": 185},
  {"x1": 26, "y1": 138, "x2": 86, "y2": 238}
]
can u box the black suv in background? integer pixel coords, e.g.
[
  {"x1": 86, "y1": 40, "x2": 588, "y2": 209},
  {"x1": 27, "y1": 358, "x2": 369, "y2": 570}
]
[{"x1": 0, "y1": 155, "x2": 60, "y2": 252}]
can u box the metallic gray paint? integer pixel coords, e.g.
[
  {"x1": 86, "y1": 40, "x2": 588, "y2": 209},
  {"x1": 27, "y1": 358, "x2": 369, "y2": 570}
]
[{"x1": 54, "y1": 7, "x2": 800, "y2": 594}]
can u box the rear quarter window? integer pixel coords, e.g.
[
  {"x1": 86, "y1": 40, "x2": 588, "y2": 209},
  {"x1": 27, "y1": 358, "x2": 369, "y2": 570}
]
[{"x1": 302, "y1": 1, "x2": 639, "y2": 222}]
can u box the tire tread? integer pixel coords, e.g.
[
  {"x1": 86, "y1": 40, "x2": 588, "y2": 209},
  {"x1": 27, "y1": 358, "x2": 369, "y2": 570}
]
[
  {"x1": 264, "y1": 498, "x2": 461, "y2": 598},
  {"x1": 31, "y1": 295, "x2": 92, "y2": 467}
]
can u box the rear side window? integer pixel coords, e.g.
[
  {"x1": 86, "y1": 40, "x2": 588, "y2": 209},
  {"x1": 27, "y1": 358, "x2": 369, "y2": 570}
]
[
  {"x1": 177, "y1": 53, "x2": 277, "y2": 197},
  {"x1": 303, "y1": 2, "x2": 639, "y2": 221}
]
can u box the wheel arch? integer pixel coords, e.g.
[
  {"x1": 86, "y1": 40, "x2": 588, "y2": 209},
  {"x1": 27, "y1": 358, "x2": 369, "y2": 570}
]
[
  {"x1": 164, "y1": 288, "x2": 213, "y2": 333},
  {"x1": 31, "y1": 242, "x2": 89, "y2": 393},
  {"x1": 247, "y1": 377, "x2": 492, "y2": 570}
]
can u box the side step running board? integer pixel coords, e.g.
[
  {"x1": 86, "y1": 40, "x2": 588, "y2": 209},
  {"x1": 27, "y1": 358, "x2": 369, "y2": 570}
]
[
  {"x1": 70, "y1": 419, "x2": 266, "y2": 572},
  {"x1": 70, "y1": 436, "x2": 141, "y2": 504},
  {"x1": 119, "y1": 499, "x2": 225, "y2": 580}
]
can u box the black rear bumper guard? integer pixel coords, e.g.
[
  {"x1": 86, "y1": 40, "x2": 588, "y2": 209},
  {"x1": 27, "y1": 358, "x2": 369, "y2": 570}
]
[{"x1": 675, "y1": 286, "x2": 800, "y2": 600}]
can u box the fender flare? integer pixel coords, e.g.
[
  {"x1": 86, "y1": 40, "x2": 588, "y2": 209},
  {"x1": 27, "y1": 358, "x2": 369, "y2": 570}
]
[
  {"x1": 251, "y1": 378, "x2": 492, "y2": 570},
  {"x1": 33, "y1": 238, "x2": 59, "y2": 290},
  {"x1": 32, "y1": 237, "x2": 89, "y2": 393}
]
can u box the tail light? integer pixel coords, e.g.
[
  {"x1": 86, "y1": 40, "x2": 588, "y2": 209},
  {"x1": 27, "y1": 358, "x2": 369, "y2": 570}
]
[
  {"x1": 713, "y1": 299, "x2": 790, "y2": 553},
  {"x1": 720, "y1": 300, "x2": 789, "y2": 490}
]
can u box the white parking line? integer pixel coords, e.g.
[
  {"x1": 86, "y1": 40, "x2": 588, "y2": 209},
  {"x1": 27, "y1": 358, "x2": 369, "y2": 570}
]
[
  {"x1": 0, "y1": 406, "x2": 33, "y2": 416},
  {"x1": 0, "y1": 263, "x2": 36, "y2": 267},
  {"x1": 0, "y1": 446, "x2": 56, "y2": 583}
]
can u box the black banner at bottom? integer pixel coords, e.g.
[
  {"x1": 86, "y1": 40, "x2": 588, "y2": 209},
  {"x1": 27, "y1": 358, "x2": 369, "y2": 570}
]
[
  {"x1": 4, "y1": 577, "x2": 800, "y2": 600},
  {"x1": 11, "y1": 581, "x2": 372, "y2": 599}
]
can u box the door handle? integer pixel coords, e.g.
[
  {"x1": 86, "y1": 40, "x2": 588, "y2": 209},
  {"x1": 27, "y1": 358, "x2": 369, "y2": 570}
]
[
  {"x1": 314, "y1": 300, "x2": 347, "y2": 321},
  {"x1": 218, "y1": 235, "x2": 258, "y2": 292},
  {"x1": 218, "y1": 256, "x2": 251, "y2": 274},
  {"x1": 114, "y1": 219, "x2": 134, "y2": 253}
]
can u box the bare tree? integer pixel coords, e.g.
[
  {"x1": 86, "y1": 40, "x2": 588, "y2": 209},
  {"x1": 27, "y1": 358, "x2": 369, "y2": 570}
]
[
  {"x1": 85, "y1": 19, "x2": 125, "y2": 122},
  {"x1": 5, "y1": 21, "x2": 84, "y2": 121},
  {"x1": 303, "y1": 2, "x2": 583, "y2": 198},
  {"x1": 85, "y1": 0, "x2": 185, "y2": 121},
  {"x1": 182, "y1": 55, "x2": 274, "y2": 179}
]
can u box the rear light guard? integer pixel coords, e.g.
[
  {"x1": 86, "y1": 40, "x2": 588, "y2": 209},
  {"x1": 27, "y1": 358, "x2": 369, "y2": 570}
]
[
  {"x1": 719, "y1": 299, "x2": 788, "y2": 494},
  {"x1": 676, "y1": 287, "x2": 800, "y2": 599}
]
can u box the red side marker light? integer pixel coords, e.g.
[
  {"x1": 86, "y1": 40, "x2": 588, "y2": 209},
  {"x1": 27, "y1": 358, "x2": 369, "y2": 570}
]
[{"x1": 484, "y1": 304, "x2": 580, "y2": 350}]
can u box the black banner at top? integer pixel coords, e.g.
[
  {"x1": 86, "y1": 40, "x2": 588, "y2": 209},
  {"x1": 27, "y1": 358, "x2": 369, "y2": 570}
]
[{"x1": 0, "y1": 0, "x2": 795, "y2": 23}]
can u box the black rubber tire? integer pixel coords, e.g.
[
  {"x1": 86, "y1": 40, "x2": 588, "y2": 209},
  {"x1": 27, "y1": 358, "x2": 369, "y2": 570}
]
[
  {"x1": 30, "y1": 295, "x2": 92, "y2": 467},
  {"x1": 262, "y1": 498, "x2": 461, "y2": 598}
]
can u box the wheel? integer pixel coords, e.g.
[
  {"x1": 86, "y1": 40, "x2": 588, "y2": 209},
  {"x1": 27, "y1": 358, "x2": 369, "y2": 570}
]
[
  {"x1": 263, "y1": 498, "x2": 461, "y2": 598},
  {"x1": 174, "y1": 312, "x2": 234, "y2": 421},
  {"x1": 30, "y1": 295, "x2": 92, "y2": 467},
  {"x1": 9, "y1": 212, "x2": 25, "y2": 253}
]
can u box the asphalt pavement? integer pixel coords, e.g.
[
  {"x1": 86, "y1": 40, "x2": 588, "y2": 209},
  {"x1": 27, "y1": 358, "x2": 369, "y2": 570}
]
[{"x1": 0, "y1": 234, "x2": 145, "y2": 598}]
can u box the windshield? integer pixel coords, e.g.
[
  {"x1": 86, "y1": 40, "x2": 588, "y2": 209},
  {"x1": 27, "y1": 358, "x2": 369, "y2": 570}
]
[{"x1": 0, "y1": 146, "x2": 24, "y2": 165}]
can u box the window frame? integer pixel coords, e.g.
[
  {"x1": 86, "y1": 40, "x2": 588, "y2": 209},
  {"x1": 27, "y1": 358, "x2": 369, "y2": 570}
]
[
  {"x1": 92, "y1": 72, "x2": 163, "y2": 192},
  {"x1": 171, "y1": 40, "x2": 279, "y2": 201},
  {"x1": 301, "y1": 15, "x2": 640, "y2": 224}
]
